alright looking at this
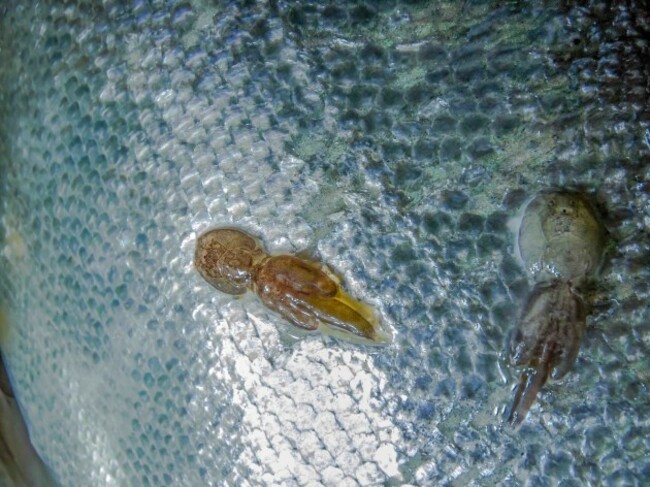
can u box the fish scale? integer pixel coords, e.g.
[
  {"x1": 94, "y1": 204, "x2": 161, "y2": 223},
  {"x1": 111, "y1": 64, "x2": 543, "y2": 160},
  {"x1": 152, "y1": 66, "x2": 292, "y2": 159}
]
[{"x1": 1, "y1": 0, "x2": 649, "y2": 486}]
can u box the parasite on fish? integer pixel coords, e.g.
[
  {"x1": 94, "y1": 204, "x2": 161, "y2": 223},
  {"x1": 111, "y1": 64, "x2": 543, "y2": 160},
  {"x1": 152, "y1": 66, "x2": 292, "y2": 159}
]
[
  {"x1": 506, "y1": 190, "x2": 607, "y2": 426},
  {"x1": 195, "y1": 228, "x2": 389, "y2": 345}
]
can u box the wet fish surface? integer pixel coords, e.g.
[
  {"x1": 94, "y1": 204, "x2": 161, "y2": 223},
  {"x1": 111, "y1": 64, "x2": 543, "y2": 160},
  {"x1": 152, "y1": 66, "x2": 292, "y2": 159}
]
[{"x1": 0, "y1": 1, "x2": 648, "y2": 485}]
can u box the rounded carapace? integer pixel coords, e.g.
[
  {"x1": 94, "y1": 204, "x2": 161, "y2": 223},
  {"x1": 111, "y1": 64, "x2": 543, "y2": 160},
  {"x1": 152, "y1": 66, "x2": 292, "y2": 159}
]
[
  {"x1": 518, "y1": 190, "x2": 606, "y2": 284},
  {"x1": 194, "y1": 228, "x2": 266, "y2": 295}
]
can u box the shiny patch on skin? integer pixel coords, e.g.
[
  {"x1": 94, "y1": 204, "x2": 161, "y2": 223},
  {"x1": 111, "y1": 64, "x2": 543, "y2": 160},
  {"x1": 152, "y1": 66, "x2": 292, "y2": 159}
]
[{"x1": 1, "y1": 220, "x2": 27, "y2": 262}]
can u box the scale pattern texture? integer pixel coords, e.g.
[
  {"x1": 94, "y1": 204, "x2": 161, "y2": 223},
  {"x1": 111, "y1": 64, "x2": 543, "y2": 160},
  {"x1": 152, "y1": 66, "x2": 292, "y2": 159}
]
[{"x1": 0, "y1": 1, "x2": 648, "y2": 486}]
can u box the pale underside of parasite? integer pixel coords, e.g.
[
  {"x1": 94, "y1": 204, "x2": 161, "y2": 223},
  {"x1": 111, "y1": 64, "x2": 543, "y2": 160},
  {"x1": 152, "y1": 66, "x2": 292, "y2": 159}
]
[
  {"x1": 507, "y1": 190, "x2": 607, "y2": 425},
  {"x1": 194, "y1": 228, "x2": 389, "y2": 345}
]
